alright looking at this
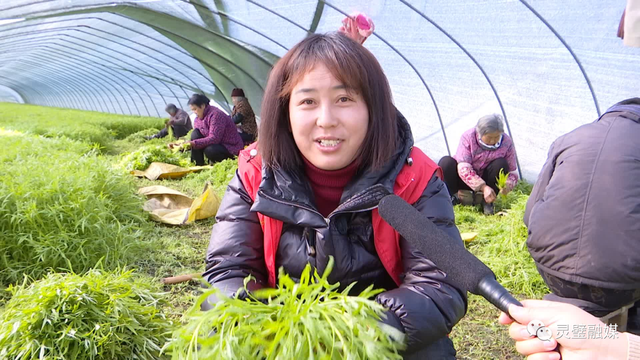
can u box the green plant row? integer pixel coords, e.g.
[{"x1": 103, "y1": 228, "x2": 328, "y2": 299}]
[
  {"x1": 454, "y1": 183, "x2": 547, "y2": 298},
  {"x1": 0, "y1": 270, "x2": 173, "y2": 359},
  {"x1": 0, "y1": 131, "x2": 148, "y2": 286},
  {"x1": 0, "y1": 103, "x2": 163, "y2": 151}
]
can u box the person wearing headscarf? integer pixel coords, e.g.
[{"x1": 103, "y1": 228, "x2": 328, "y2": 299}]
[
  {"x1": 230, "y1": 88, "x2": 258, "y2": 145},
  {"x1": 438, "y1": 114, "x2": 519, "y2": 215}
]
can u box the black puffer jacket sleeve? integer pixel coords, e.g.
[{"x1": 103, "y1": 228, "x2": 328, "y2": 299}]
[
  {"x1": 376, "y1": 175, "x2": 467, "y2": 353},
  {"x1": 203, "y1": 171, "x2": 267, "y2": 299}
]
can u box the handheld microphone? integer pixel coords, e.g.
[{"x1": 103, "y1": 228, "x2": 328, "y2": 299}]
[{"x1": 378, "y1": 194, "x2": 522, "y2": 315}]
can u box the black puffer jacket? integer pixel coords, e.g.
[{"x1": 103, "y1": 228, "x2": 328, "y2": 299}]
[{"x1": 204, "y1": 114, "x2": 467, "y2": 353}]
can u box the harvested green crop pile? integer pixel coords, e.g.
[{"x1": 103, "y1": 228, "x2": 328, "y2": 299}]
[
  {"x1": 0, "y1": 133, "x2": 148, "y2": 286},
  {"x1": 118, "y1": 140, "x2": 192, "y2": 171},
  {"x1": 167, "y1": 258, "x2": 405, "y2": 360},
  {"x1": 123, "y1": 128, "x2": 161, "y2": 143},
  {"x1": 0, "y1": 270, "x2": 173, "y2": 359},
  {"x1": 178, "y1": 158, "x2": 238, "y2": 196}
]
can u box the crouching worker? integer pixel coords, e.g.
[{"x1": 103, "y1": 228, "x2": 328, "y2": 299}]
[
  {"x1": 147, "y1": 104, "x2": 192, "y2": 140},
  {"x1": 169, "y1": 94, "x2": 243, "y2": 165},
  {"x1": 202, "y1": 33, "x2": 466, "y2": 359},
  {"x1": 439, "y1": 114, "x2": 519, "y2": 215}
]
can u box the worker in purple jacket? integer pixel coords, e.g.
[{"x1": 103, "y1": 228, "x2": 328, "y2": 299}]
[{"x1": 170, "y1": 94, "x2": 244, "y2": 165}]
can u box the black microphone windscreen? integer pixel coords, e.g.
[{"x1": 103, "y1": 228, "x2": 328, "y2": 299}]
[{"x1": 378, "y1": 194, "x2": 495, "y2": 295}]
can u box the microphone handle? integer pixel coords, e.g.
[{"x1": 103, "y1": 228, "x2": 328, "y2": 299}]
[
  {"x1": 476, "y1": 275, "x2": 523, "y2": 317},
  {"x1": 477, "y1": 275, "x2": 560, "y2": 356}
]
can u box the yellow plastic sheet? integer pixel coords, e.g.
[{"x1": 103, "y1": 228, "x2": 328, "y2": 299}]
[
  {"x1": 131, "y1": 162, "x2": 211, "y2": 180},
  {"x1": 138, "y1": 182, "x2": 220, "y2": 225},
  {"x1": 460, "y1": 232, "x2": 478, "y2": 243}
]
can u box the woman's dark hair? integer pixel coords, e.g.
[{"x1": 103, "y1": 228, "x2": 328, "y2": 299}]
[
  {"x1": 258, "y1": 32, "x2": 398, "y2": 171},
  {"x1": 188, "y1": 93, "x2": 210, "y2": 107}
]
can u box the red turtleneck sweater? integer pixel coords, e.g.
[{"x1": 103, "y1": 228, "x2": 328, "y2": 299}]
[{"x1": 303, "y1": 158, "x2": 359, "y2": 217}]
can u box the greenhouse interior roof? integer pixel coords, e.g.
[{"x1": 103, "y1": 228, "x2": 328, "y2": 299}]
[{"x1": 1, "y1": 0, "x2": 638, "y2": 181}]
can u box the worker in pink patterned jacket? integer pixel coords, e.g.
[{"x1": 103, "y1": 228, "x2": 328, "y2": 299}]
[
  {"x1": 169, "y1": 93, "x2": 243, "y2": 166},
  {"x1": 438, "y1": 114, "x2": 519, "y2": 215}
]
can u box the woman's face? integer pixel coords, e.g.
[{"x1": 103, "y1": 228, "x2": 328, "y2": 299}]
[
  {"x1": 481, "y1": 131, "x2": 502, "y2": 146},
  {"x1": 190, "y1": 104, "x2": 206, "y2": 119},
  {"x1": 288, "y1": 64, "x2": 369, "y2": 171}
]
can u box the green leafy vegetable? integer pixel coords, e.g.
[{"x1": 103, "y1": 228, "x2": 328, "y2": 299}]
[
  {"x1": 118, "y1": 141, "x2": 192, "y2": 171},
  {"x1": 168, "y1": 123, "x2": 174, "y2": 140},
  {"x1": 0, "y1": 270, "x2": 173, "y2": 359},
  {"x1": 166, "y1": 257, "x2": 405, "y2": 359},
  {"x1": 123, "y1": 128, "x2": 161, "y2": 144},
  {"x1": 496, "y1": 169, "x2": 509, "y2": 198}
]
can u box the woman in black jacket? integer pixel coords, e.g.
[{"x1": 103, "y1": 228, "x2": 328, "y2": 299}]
[{"x1": 204, "y1": 32, "x2": 467, "y2": 358}]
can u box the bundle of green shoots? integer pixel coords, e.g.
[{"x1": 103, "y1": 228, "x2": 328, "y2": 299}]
[
  {"x1": 167, "y1": 121, "x2": 174, "y2": 140},
  {"x1": 167, "y1": 257, "x2": 405, "y2": 359},
  {"x1": 496, "y1": 168, "x2": 510, "y2": 199}
]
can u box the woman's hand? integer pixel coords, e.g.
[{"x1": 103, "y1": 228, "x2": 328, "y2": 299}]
[
  {"x1": 500, "y1": 187, "x2": 511, "y2": 196},
  {"x1": 167, "y1": 142, "x2": 183, "y2": 150},
  {"x1": 168, "y1": 141, "x2": 191, "y2": 152},
  {"x1": 499, "y1": 300, "x2": 629, "y2": 360},
  {"x1": 482, "y1": 185, "x2": 496, "y2": 203}
]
